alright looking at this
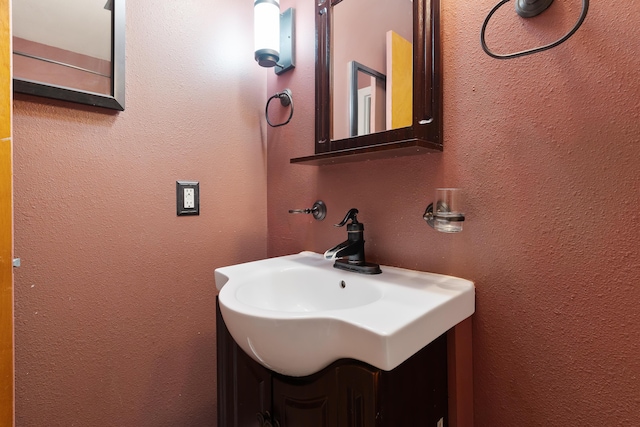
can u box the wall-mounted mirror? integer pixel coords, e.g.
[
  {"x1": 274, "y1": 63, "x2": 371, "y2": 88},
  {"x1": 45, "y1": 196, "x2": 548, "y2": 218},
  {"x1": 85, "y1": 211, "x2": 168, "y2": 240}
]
[
  {"x1": 291, "y1": 0, "x2": 441, "y2": 164},
  {"x1": 12, "y1": 0, "x2": 125, "y2": 111}
]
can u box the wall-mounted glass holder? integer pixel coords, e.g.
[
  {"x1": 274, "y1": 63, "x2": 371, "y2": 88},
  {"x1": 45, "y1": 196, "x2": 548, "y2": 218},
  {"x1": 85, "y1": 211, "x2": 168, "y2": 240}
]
[
  {"x1": 423, "y1": 188, "x2": 465, "y2": 233},
  {"x1": 423, "y1": 204, "x2": 465, "y2": 232}
]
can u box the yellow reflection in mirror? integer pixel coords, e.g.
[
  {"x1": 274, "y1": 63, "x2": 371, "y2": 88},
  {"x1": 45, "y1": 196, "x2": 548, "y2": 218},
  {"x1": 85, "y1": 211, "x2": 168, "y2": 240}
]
[{"x1": 387, "y1": 31, "x2": 413, "y2": 130}]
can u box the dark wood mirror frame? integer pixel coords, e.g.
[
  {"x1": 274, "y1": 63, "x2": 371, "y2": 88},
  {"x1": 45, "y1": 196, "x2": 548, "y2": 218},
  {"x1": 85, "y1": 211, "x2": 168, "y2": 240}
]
[
  {"x1": 13, "y1": 0, "x2": 125, "y2": 111},
  {"x1": 291, "y1": 0, "x2": 441, "y2": 165}
]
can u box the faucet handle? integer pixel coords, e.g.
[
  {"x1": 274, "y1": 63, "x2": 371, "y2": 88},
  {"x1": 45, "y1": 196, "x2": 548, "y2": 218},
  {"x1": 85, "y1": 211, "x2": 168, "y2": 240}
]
[
  {"x1": 288, "y1": 200, "x2": 326, "y2": 221},
  {"x1": 334, "y1": 208, "x2": 359, "y2": 227}
]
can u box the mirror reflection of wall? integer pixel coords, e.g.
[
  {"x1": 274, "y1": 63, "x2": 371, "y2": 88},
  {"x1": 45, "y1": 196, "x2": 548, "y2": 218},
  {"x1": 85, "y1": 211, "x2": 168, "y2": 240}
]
[
  {"x1": 332, "y1": 0, "x2": 413, "y2": 141},
  {"x1": 12, "y1": 0, "x2": 112, "y2": 95}
]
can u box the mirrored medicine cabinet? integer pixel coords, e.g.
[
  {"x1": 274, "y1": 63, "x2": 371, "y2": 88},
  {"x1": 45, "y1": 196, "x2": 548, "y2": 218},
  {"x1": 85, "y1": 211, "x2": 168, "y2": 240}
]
[{"x1": 291, "y1": 0, "x2": 442, "y2": 165}]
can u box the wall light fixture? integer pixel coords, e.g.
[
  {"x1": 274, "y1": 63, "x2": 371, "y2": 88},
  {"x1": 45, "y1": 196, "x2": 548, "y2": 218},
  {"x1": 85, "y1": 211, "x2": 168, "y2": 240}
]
[{"x1": 254, "y1": 0, "x2": 295, "y2": 75}]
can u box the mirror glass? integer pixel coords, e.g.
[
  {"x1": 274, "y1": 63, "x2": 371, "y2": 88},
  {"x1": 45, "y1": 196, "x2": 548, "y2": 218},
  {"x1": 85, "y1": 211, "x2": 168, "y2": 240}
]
[
  {"x1": 332, "y1": 0, "x2": 413, "y2": 141},
  {"x1": 12, "y1": 0, "x2": 125, "y2": 110}
]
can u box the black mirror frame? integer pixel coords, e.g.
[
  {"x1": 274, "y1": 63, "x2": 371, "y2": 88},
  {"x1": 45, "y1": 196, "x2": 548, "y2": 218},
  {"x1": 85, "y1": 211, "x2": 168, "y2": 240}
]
[
  {"x1": 291, "y1": 0, "x2": 441, "y2": 164},
  {"x1": 13, "y1": 0, "x2": 126, "y2": 111}
]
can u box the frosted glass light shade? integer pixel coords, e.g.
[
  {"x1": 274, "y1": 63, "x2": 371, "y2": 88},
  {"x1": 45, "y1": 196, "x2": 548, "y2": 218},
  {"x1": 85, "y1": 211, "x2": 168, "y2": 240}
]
[{"x1": 254, "y1": 0, "x2": 280, "y2": 67}]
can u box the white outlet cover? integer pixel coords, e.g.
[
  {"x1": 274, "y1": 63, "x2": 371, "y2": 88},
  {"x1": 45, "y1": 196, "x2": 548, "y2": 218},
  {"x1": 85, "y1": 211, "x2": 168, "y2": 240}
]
[{"x1": 184, "y1": 188, "x2": 195, "y2": 208}]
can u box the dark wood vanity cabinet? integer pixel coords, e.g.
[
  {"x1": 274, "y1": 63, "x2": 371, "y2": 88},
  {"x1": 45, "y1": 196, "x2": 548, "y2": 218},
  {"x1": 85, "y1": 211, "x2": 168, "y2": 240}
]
[{"x1": 217, "y1": 299, "x2": 448, "y2": 427}]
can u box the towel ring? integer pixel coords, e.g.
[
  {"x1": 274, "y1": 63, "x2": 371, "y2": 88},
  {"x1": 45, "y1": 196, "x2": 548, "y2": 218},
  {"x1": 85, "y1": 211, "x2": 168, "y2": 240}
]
[
  {"x1": 266, "y1": 89, "x2": 294, "y2": 127},
  {"x1": 481, "y1": 0, "x2": 589, "y2": 59}
]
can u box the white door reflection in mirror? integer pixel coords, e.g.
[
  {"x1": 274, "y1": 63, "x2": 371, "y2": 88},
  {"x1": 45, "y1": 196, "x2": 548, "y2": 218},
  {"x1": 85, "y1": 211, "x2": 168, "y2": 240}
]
[{"x1": 351, "y1": 62, "x2": 386, "y2": 137}]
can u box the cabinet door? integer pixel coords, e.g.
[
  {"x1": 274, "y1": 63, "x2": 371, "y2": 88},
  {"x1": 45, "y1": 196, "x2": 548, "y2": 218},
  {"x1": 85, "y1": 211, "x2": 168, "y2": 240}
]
[
  {"x1": 217, "y1": 300, "x2": 272, "y2": 427},
  {"x1": 378, "y1": 334, "x2": 448, "y2": 426},
  {"x1": 272, "y1": 372, "x2": 338, "y2": 427},
  {"x1": 337, "y1": 364, "x2": 380, "y2": 427}
]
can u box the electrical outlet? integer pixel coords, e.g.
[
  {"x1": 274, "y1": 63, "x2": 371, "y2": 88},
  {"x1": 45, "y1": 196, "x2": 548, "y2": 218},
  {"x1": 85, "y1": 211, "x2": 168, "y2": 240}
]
[
  {"x1": 177, "y1": 181, "x2": 199, "y2": 216},
  {"x1": 184, "y1": 188, "x2": 195, "y2": 208}
]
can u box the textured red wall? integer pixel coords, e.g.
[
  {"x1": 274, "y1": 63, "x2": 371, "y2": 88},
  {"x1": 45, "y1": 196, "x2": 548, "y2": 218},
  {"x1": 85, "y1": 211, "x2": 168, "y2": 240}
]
[
  {"x1": 268, "y1": 0, "x2": 640, "y2": 426},
  {"x1": 13, "y1": 1, "x2": 267, "y2": 425}
]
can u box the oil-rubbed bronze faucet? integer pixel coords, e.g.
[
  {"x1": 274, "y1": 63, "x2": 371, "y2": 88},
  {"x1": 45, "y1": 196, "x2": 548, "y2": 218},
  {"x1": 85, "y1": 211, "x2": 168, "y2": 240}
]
[{"x1": 324, "y1": 208, "x2": 381, "y2": 274}]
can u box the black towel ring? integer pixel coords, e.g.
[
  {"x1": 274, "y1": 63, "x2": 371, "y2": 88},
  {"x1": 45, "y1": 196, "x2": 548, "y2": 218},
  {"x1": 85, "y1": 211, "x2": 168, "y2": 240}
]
[
  {"x1": 481, "y1": 0, "x2": 589, "y2": 59},
  {"x1": 266, "y1": 89, "x2": 294, "y2": 127}
]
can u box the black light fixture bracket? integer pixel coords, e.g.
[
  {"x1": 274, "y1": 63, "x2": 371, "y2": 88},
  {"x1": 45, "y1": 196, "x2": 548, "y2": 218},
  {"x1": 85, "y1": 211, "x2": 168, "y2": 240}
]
[
  {"x1": 515, "y1": 0, "x2": 553, "y2": 18},
  {"x1": 275, "y1": 8, "x2": 295, "y2": 75}
]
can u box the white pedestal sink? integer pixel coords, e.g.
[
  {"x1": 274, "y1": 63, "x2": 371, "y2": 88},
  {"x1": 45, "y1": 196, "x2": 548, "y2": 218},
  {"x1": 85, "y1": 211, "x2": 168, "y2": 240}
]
[{"x1": 215, "y1": 251, "x2": 474, "y2": 377}]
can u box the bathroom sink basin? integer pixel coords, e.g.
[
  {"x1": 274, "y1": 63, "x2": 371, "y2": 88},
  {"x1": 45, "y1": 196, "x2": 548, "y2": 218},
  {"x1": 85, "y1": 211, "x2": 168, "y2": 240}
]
[
  {"x1": 233, "y1": 269, "x2": 383, "y2": 313},
  {"x1": 215, "y1": 251, "x2": 475, "y2": 377}
]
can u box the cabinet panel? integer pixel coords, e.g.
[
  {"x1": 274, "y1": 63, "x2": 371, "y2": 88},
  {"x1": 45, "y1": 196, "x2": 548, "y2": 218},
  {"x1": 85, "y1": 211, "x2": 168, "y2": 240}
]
[
  {"x1": 272, "y1": 372, "x2": 338, "y2": 427},
  {"x1": 337, "y1": 365, "x2": 380, "y2": 427},
  {"x1": 235, "y1": 350, "x2": 272, "y2": 426},
  {"x1": 379, "y1": 334, "x2": 448, "y2": 426},
  {"x1": 217, "y1": 300, "x2": 272, "y2": 427}
]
